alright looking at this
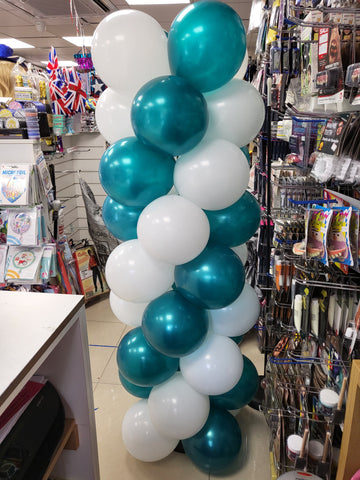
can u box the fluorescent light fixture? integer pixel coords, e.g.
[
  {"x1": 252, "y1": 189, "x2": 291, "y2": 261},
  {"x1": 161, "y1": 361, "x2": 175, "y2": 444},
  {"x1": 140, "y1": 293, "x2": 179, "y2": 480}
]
[
  {"x1": 127, "y1": 0, "x2": 189, "y2": 4},
  {"x1": 63, "y1": 36, "x2": 93, "y2": 47},
  {"x1": 0, "y1": 38, "x2": 34, "y2": 49},
  {"x1": 41, "y1": 60, "x2": 77, "y2": 67}
]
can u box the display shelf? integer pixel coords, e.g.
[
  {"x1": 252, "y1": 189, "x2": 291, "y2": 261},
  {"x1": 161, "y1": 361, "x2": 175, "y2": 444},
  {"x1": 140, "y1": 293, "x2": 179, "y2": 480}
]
[{"x1": 0, "y1": 291, "x2": 100, "y2": 479}]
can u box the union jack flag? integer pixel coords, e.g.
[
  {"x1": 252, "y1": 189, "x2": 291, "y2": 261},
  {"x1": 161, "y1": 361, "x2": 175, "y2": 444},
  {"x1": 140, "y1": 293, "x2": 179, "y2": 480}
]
[
  {"x1": 63, "y1": 67, "x2": 87, "y2": 114},
  {"x1": 47, "y1": 46, "x2": 59, "y2": 79}
]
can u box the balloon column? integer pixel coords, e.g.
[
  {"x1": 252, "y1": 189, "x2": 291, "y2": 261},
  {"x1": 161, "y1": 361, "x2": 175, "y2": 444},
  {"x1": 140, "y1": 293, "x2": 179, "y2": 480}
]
[{"x1": 92, "y1": 0, "x2": 265, "y2": 474}]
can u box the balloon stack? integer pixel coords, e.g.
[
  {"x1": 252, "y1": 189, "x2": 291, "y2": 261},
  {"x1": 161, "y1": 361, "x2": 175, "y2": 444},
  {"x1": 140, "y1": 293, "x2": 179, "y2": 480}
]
[{"x1": 92, "y1": 0, "x2": 265, "y2": 474}]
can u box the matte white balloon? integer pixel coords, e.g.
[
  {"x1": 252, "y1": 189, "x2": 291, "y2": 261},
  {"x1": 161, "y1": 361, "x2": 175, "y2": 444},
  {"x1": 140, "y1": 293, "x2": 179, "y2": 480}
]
[
  {"x1": 92, "y1": 10, "x2": 170, "y2": 95},
  {"x1": 174, "y1": 139, "x2": 250, "y2": 211},
  {"x1": 234, "y1": 49, "x2": 249, "y2": 79},
  {"x1": 105, "y1": 240, "x2": 174, "y2": 303},
  {"x1": 137, "y1": 195, "x2": 210, "y2": 265},
  {"x1": 148, "y1": 372, "x2": 210, "y2": 440},
  {"x1": 232, "y1": 244, "x2": 248, "y2": 264},
  {"x1": 95, "y1": 88, "x2": 133, "y2": 144},
  {"x1": 209, "y1": 283, "x2": 260, "y2": 337},
  {"x1": 180, "y1": 333, "x2": 243, "y2": 395},
  {"x1": 204, "y1": 79, "x2": 265, "y2": 147},
  {"x1": 122, "y1": 400, "x2": 178, "y2": 462},
  {"x1": 109, "y1": 290, "x2": 148, "y2": 327}
]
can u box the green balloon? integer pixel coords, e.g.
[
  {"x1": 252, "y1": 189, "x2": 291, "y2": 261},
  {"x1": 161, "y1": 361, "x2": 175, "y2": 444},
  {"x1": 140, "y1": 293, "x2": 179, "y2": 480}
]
[
  {"x1": 102, "y1": 196, "x2": 142, "y2": 241},
  {"x1": 210, "y1": 356, "x2": 259, "y2": 410},
  {"x1": 118, "y1": 371, "x2": 152, "y2": 398},
  {"x1": 205, "y1": 191, "x2": 261, "y2": 247}
]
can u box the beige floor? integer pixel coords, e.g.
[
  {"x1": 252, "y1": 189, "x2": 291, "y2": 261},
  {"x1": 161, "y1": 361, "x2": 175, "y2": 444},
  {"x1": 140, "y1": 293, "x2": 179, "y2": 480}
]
[{"x1": 86, "y1": 296, "x2": 271, "y2": 480}]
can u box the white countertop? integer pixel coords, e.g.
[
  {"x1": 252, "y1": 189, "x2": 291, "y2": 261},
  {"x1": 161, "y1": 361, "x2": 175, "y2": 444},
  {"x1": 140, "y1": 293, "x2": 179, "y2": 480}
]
[{"x1": 0, "y1": 291, "x2": 84, "y2": 407}]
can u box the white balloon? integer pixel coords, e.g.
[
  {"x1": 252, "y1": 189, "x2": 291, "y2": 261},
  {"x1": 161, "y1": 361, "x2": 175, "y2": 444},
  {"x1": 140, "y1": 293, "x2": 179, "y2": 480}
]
[
  {"x1": 95, "y1": 88, "x2": 133, "y2": 144},
  {"x1": 105, "y1": 240, "x2": 174, "y2": 303},
  {"x1": 92, "y1": 10, "x2": 170, "y2": 95},
  {"x1": 204, "y1": 79, "x2": 265, "y2": 147},
  {"x1": 234, "y1": 49, "x2": 249, "y2": 79},
  {"x1": 109, "y1": 291, "x2": 148, "y2": 327},
  {"x1": 137, "y1": 195, "x2": 210, "y2": 265},
  {"x1": 122, "y1": 400, "x2": 178, "y2": 462},
  {"x1": 174, "y1": 139, "x2": 250, "y2": 211},
  {"x1": 180, "y1": 333, "x2": 243, "y2": 395},
  {"x1": 232, "y1": 244, "x2": 248, "y2": 264},
  {"x1": 148, "y1": 372, "x2": 210, "y2": 440},
  {"x1": 209, "y1": 283, "x2": 260, "y2": 337}
]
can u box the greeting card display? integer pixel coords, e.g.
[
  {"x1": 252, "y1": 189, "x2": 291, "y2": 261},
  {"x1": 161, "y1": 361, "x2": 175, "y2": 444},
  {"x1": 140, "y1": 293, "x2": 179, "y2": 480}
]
[
  {"x1": 5, "y1": 246, "x2": 43, "y2": 282},
  {"x1": 7, "y1": 208, "x2": 38, "y2": 246},
  {"x1": 0, "y1": 164, "x2": 32, "y2": 206}
]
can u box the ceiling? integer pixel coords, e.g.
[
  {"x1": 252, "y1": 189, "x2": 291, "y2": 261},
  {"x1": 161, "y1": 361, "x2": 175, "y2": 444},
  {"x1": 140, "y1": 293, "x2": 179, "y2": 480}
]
[{"x1": 0, "y1": 0, "x2": 256, "y2": 69}]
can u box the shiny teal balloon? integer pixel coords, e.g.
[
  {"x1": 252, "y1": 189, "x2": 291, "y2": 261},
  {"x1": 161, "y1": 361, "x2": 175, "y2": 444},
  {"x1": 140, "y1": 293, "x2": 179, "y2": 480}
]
[
  {"x1": 205, "y1": 191, "x2": 261, "y2": 247},
  {"x1": 99, "y1": 136, "x2": 175, "y2": 206},
  {"x1": 102, "y1": 196, "x2": 142, "y2": 241},
  {"x1": 175, "y1": 243, "x2": 245, "y2": 310},
  {"x1": 210, "y1": 356, "x2": 259, "y2": 410},
  {"x1": 241, "y1": 146, "x2": 251, "y2": 165},
  {"x1": 131, "y1": 75, "x2": 208, "y2": 156},
  {"x1": 168, "y1": 1, "x2": 247, "y2": 93},
  {"x1": 118, "y1": 371, "x2": 152, "y2": 399},
  {"x1": 142, "y1": 290, "x2": 209, "y2": 357},
  {"x1": 182, "y1": 406, "x2": 242, "y2": 473},
  {"x1": 117, "y1": 327, "x2": 179, "y2": 387}
]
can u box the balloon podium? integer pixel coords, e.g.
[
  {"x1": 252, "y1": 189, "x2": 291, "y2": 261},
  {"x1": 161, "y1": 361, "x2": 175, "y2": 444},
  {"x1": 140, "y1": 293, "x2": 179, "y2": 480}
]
[{"x1": 92, "y1": 0, "x2": 265, "y2": 474}]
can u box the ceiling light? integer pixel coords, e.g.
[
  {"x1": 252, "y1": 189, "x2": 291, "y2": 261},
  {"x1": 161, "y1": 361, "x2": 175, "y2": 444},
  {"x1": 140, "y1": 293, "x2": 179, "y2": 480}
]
[
  {"x1": 127, "y1": 0, "x2": 190, "y2": 4},
  {"x1": 41, "y1": 60, "x2": 78, "y2": 67},
  {"x1": 63, "y1": 36, "x2": 93, "y2": 47},
  {"x1": 0, "y1": 38, "x2": 34, "y2": 49}
]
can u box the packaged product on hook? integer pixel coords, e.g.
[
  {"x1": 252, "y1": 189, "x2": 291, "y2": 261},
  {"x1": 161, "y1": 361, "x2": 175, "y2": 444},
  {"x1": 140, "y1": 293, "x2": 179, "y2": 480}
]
[
  {"x1": 327, "y1": 207, "x2": 353, "y2": 266},
  {"x1": 349, "y1": 208, "x2": 359, "y2": 270},
  {"x1": 305, "y1": 207, "x2": 333, "y2": 265}
]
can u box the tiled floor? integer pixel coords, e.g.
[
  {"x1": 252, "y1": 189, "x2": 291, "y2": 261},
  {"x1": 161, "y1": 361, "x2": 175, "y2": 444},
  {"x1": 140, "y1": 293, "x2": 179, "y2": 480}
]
[{"x1": 86, "y1": 296, "x2": 271, "y2": 480}]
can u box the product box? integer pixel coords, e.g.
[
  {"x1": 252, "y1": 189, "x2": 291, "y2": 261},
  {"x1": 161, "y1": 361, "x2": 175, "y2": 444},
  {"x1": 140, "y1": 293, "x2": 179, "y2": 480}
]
[
  {"x1": 73, "y1": 245, "x2": 109, "y2": 301},
  {"x1": 0, "y1": 164, "x2": 32, "y2": 206}
]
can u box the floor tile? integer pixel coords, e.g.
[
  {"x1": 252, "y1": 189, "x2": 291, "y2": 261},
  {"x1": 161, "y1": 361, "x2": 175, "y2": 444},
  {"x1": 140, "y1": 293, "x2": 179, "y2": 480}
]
[
  {"x1": 85, "y1": 296, "x2": 120, "y2": 323},
  {"x1": 93, "y1": 383, "x2": 209, "y2": 480},
  {"x1": 89, "y1": 345, "x2": 114, "y2": 382},
  {"x1": 99, "y1": 348, "x2": 121, "y2": 385},
  {"x1": 87, "y1": 320, "x2": 126, "y2": 347}
]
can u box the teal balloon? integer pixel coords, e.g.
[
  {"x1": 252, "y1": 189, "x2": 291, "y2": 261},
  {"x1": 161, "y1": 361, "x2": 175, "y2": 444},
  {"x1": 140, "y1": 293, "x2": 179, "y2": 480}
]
[
  {"x1": 118, "y1": 371, "x2": 152, "y2": 399},
  {"x1": 117, "y1": 327, "x2": 179, "y2": 387},
  {"x1": 102, "y1": 196, "x2": 142, "y2": 241},
  {"x1": 241, "y1": 146, "x2": 251, "y2": 165},
  {"x1": 131, "y1": 75, "x2": 208, "y2": 156},
  {"x1": 99, "y1": 136, "x2": 175, "y2": 206},
  {"x1": 205, "y1": 191, "x2": 261, "y2": 247},
  {"x1": 230, "y1": 335, "x2": 244, "y2": 345},
  {"x1": 210, "y1": 356, "x2": 259, "y2": 410},
  {"x1": 175, "y1": 243, "x2": 245, "y2": 310},
  {"x1": 168, "y1": 0, "x2": 247, "y2": 93},
  {"x1": 182, "y1": 407, "x2": 242, "y2": 473},
  {"x1": 142, "y1": 290, "x2": 209, "y2": 357}
]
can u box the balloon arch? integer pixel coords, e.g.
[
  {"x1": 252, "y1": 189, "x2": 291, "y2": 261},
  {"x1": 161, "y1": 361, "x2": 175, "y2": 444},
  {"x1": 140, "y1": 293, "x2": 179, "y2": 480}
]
[{"x1": 92, "y1": 0, "x2": 265, "y2": 473}]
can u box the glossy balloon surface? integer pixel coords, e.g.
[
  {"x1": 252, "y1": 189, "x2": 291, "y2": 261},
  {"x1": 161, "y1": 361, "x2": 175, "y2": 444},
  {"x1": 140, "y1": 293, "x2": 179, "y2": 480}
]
[
  {"x1": 182, "y1": 407, "x2": 242, "y2": 473},
  {"x1": 109, "y1": 291, "x2": 147, "y2": 327},
  {"x1": 142, "y1": 290, "x2": 209, "y2": 357},
  {"x1": 119, "y1": 371, "x2": 152, "y2": 398},
  {"x1": 102, "y1": 196, "x2": 142, "y2": 241},
  {"x1": 117, "y1": 327, "x2": 179, "y2": 387},
  {"x1": 99, "y1": 137, "x2": 175, "y2": 207},
  {"x1": 131, "y1": 75, "x2": 208, "y2": 156},
  {"x1": 168, "y1": 1, "x2": 246, "y2": 92},
  {"x1": 210, "y1": 356, "x2": 259, "y2": 410},
  {"x1": 205, "y1": 191, "x2": 261, "y2": 247},
  {"x1": 175, "y1": 243, "x2": 245, "y2": 309}
]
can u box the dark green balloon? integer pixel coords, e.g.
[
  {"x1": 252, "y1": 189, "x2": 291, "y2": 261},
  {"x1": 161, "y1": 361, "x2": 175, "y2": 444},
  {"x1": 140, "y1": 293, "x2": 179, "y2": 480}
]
[
  {"x1": 118, "y1": 371, "x2": 152, "y2": 398},
  {"x1": 99, "y1": 136, "x2": 175, "y2": 207},
  {"x1": 102, "y1": 196, "x2": 142, "y2": 241},
  {"x1": 205, "y1": 191, "x2": 261, "y2": 247},
  {"x1": 131, "y1": 75, "x2": 208, "y2": 156},
  {"x1": 210, "y1": 356, "x2": 259, "y2": 410},
  {"x1": 168, "y1": 0, "x2": 247, "y2": 93},
  {"x1": 175, "y1": 243, "x2": 245, "y2": 310},
  {"x1": 117, "y1": 327, "x2": 179, "y2": 387},
  {"x1": 182, "y1": 407, "x2": 242, "y2": 473},
  {"x1": 142, "y1": 290, "x2": 209, "y2": 357}
]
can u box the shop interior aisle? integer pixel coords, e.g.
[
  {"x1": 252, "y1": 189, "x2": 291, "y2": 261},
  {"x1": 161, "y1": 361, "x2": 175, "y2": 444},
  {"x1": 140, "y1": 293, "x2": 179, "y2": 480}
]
[{"x1": 86, "y1": 297, "x2": 270, "y2": 480}]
